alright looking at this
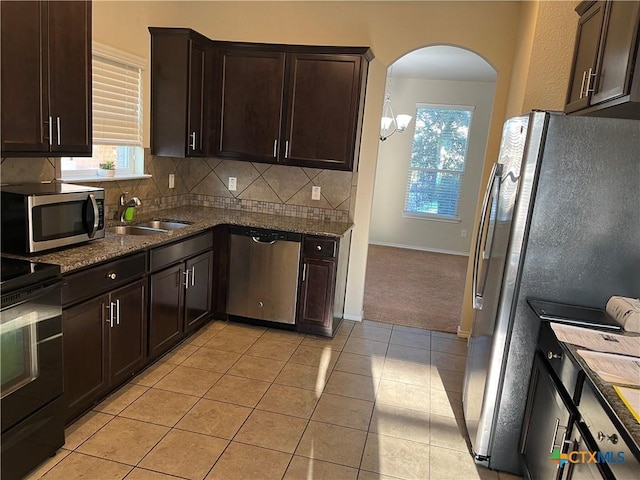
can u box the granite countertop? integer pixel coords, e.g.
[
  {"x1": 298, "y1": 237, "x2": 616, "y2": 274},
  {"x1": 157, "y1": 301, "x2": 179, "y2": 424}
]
[
  {"x1": 16, "y1": 206, "x2": 354, "y2": 274},
  {"x1": 561, "y1": 333, "x2": 640, "y2": 449}
]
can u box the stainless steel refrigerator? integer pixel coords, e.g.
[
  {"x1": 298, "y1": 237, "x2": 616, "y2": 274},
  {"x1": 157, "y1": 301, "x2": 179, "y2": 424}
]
[{"x1": 462, "y1": 111, "x2": 640, "y2": 474}]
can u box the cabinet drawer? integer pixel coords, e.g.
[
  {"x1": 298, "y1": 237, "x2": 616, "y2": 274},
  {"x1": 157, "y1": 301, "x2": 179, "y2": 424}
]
[
  {"x1": 303, "y1": 236, "x2": 337, "y2": 259},
  {"x1": 150, "y1": 231, "x2": 213, "y2": 272},
  {"x1": 62, "y1": 252, "x2": 146, "y2": 307},
  {"x1": 539, "y1": 322, "x2": 582, "y2": 400},
  {"x1": 580, "y1": 381, "x2": 640, "y2": 478}
]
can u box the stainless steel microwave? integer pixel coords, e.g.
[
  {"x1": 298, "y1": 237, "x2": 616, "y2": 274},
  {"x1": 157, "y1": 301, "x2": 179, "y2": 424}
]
[{"x1": 1, "y1": 183, "x2": 105, "y2": 254}]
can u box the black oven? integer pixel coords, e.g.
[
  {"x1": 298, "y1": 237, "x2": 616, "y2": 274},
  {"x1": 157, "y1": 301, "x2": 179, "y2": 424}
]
[
  {"x1": 0, "y1": 257, "x2": 65, "y2": 480},
  {"x1": 1, "y1": 183, "x2": 105, "y2": 254}
]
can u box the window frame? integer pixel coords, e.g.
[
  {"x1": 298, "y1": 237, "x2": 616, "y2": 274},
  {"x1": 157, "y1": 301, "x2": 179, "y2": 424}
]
[
  {"x1": 59, "y1": 43, "x2": 148, "y2": 182},
  {"x1": 403, "y1": 103, "x2": 474, "y2": 222}
]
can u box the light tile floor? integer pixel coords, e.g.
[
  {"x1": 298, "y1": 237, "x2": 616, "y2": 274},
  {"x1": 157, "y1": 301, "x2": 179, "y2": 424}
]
[{"x1": 27, "y1": 320, "x2": 524, "y2": 480}]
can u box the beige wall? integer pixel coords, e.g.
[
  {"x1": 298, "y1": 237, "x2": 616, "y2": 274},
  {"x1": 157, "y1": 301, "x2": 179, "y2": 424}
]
[
  {"x1": 369, "y1": 76, "x2": 496, "y2": 254},
  {"x1": 92, "y1": 1, "x2": 523, "y2": 322},
  {"x1": 458, "y1": 0, "x2": 580, "y2": 335}
]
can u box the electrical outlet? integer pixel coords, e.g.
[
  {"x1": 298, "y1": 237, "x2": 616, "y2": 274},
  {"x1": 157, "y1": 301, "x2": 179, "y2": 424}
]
[
  {"x1": 461, "y1": 229, "x2": 467, "y2": 238},
  {"x1": 228, "y1": 177, "x2": 237, "y2": 191},
  {"x1": 311, "y1": 186, "x2": 321, "y2": 200},
  {"x1": 168, "y1": 174, "x2": 175, "y2": 189}
]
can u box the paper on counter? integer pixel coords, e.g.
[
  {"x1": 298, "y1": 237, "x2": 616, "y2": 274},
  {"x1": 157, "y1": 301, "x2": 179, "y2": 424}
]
[
  {"x1": 576, "y1": 349, "x2": 640, "y2": 387},
  {"x1": 613, "y1": 386, "x2": 640, "y2": 423},
  {"x1": 551, "y1": 323, "x2": 640, "y2": 358}
]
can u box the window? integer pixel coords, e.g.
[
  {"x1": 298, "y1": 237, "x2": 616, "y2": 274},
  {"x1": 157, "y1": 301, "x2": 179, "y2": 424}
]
[
  {"x1": 404, "y1": 104, "x2": 474, "y2": 220},
  {"x1": 61, "y1": 44, "x2": 146, "y2": 179}
]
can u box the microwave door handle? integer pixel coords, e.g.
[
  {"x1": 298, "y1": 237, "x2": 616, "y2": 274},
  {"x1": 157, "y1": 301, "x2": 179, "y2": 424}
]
[
  {"x1": 472, "y1": 162, "x2": 502, "y2": 310},
  {"x1": 87, "y1": 194, "x2": 99, "y2": 238}
]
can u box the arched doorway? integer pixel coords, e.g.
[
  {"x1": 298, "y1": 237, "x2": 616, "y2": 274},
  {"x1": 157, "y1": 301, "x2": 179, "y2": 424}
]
[{"x1": 363, "y1": 45, "x2": 497, "y2": 334}]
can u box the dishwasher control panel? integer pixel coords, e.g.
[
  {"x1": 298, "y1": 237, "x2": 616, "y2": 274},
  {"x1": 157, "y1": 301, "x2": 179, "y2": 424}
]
[{"x1": 228, "y1": 226, "x2": 302, "y2": 243}]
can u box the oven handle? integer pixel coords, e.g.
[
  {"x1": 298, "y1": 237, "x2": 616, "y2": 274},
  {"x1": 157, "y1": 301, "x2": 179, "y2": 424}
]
[{"x1": 0, "y1": 278, "x2": 64, "y2": 312}]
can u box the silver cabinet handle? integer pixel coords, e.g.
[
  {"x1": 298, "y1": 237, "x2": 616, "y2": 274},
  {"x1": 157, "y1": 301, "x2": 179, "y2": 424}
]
[
  {"x1": 107, "y1": 301, "x2": 116, "y2": 328},
  {"x1": 107, "y1": 272, "x2": 117, "y2": 280},
  {"x1": 191, "y1": 266, "x2": 195, "y2": 287},
  {"x1": 316, "y1": 245, "x2": 322, "y2": 251},
  {"x1": 302, "y1": 263, "x2": 307, "y2": 282},
  {"x1": 47, "y1": 116, "x2": 53, "y2": 146},
  {"x1": 580, "y1": 70, "x2": 587, "y2": 99},
  {"x1": 116, "y1": 299, "x2": 120, "y2": 325},
  {"x1": 597, "y1": 431, "x2": 618, "y2": 444},
  {"x1": 472, "y1": 162, "x2": 502, "y2": 309},
  {"x1": 547, "y1": 351, "x2": 563, "y2": 360},
  {"x1": 285, "y1": 140, "x2": 289, "y2": 159},
  {"x1": 273, "y1": 139, "x2": 278, "y2": 157},
  {"x1": 183, "y1": 269, "x2": 190, "y2": 289},
  {"x1": 190, "y1": 131, "x2": 197, "y2": 150},
  {"x1": 548, "y1": 418, "x2": 568, "y2": 454},
  {"x1": 56, "y1": 117, "x2": 61, "y2": 146},
  {"x1": 585, "y1": 67, "x2": 596, "y2": 95}
]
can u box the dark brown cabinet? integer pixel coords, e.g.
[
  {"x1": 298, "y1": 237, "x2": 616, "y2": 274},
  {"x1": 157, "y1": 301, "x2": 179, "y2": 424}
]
[
  {"x1": 213, "y1": 44, "x2": 372, "y2": 171},
  {"x1": 149, "y1": 28, "x2": 209, "y2": 157},
  {"x1": 149, "y1": 233, "x2": 213, "y2": 358},
  {"x1": 63, "y1": 279, "x2": 146, "y2": 422},
  {"x1": 297, "y1": 233, "x2": 351, "y2": 337},
  {"x1": 565, "y1": 1, "x2": 640, "y2": 118},
  {"x1": 1, "y1": 0, "x2": 91, "y2": 156}
]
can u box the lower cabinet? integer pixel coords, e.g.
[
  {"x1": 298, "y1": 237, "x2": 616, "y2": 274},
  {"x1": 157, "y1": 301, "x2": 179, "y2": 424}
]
[
  {"x1": 149, "y1": 234, "x2": 213, "y2": 359},
  {"x1": 296, "y1": 232, "x2": 351, "y2": 337},
  {"x1": 63, "y1": 278, "x2": 146, "y2": 422},
  {"x1": 521, "y1": 352, "x2": 574, "y2": 480}
]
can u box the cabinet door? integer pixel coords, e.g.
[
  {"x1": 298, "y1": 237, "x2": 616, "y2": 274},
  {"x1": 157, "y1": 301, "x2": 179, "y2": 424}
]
[
  {"x1": 521, "y1": 354, "x2": 572, "y2": 480},
  {"x1": 590, "y1": 1, "x2": 640, "y2": 105},
  {"x1": 566, "y1": 1, "x2": 606, "y2": 113},
  {"x1": 48, "y1": 0, "x2": 92, "y2": 155},
  {"x1": 0, "y1": 1, "x2": 49, "y2": 154},
  {"x1": 184, "y1": 251, "x2": 213, "y2": 333},
  {"x1": 62, "y1": 295, "x2": 109, "y2": 422},
  {"x1": 149, "y1": 264, "x2": 184, "y2": 358},
  {"x1": 297, "y1": 258, "x2": 336, "y2": 335},
  {"x1": 563, "y1": 423, "x2": 607, "y2": 480},
  {"x1": 187, "y1": 38, "x2": 205, "y2": 156},
  {"x1": 216, "y1": 49, "x2": 285, "y2": 162},
  {"x1": 283, "y1": 53, "x2": 363, "y2": 170},
  {"x1": 109, "y1": 279, "x2": 147, "y2": 386}
]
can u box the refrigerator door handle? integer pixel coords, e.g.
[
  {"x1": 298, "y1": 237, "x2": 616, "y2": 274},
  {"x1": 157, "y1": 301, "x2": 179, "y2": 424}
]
[{"x1": 472, "y1": 162, "x2": 502, "y2": 310}]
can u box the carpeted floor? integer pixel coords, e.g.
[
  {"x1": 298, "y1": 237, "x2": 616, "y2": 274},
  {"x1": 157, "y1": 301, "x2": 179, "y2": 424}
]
[{"x1": 363, "y1": 245, "x2": 468, "y2": 334}]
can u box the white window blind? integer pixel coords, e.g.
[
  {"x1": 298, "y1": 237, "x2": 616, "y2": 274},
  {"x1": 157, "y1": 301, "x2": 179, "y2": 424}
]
[
  {"x1": 92, "y1": 54, "x2": 142, "y2": 147},
  {"x1": 404, "y1": 104, "x2": 474, "y2": 220}
]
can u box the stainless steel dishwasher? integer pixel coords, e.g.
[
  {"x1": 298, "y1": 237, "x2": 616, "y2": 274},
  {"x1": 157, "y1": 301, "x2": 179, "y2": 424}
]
[{"x1": 226, "y1": 226, "x2": 302, "y2": 325}]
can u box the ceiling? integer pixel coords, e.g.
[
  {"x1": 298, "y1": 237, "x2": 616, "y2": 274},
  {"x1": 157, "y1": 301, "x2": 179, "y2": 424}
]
[{"x1": 390, "y1": 46, "x2": 497, "y2": 82}]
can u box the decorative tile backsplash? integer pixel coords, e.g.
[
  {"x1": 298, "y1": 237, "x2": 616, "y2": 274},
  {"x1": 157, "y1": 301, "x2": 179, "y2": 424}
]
[{"x1": 0, "y1": 150, "x2": 356, "y2": 222}]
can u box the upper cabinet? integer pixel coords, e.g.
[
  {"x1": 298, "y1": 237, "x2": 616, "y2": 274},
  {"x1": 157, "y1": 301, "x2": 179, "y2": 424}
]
[
  {"x1": 213, "y1": 44, "x2": 372, "y2": 171},
  {"x1": 149, "y1": 28, "x2": 209, "y2": 158},
  {"x1": 1, "y1": 0, "x2": 92, "y2": 156},
  {"x1": 565, "y1": 0, "x2": 640, "y2": 118}
]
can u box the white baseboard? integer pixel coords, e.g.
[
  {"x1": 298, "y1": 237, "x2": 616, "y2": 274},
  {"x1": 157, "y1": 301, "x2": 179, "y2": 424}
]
[
  {"x1": 457, "y1": 326, "x2": 470, "y2": 339},
  {"x1": 343, "y1": 312, "x2": 363, "y2": 322},
  {"x1": 369, "y1": 240, "x2": 469, "y2": 257}
]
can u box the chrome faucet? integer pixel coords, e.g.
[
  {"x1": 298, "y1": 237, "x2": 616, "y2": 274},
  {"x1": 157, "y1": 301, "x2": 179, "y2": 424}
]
[{"x1": 117, "y1": 192, "x2": 142, "y2": 222}]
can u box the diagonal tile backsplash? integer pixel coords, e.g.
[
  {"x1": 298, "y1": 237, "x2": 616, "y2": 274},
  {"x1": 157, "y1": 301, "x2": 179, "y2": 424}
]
[{"x1": 0, "y1": 151, "x2": 356, "y2": 223}]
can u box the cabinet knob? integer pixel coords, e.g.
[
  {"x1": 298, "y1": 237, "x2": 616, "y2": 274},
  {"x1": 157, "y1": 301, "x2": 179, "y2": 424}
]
[
  {"x1": 316, "y1": 245, "x2": 322, "y2": 251},
  {"x1": 258, "y1": 301, "x2": 264, "y2": 308},
  {"x1": 547, "y1": 351, "x2": 562, "y2": 360},
  {"x1": 597, "y1": 431, "x2": 618, "y2": 444},
  {"x1": 107, "y1": 272, "x2": 117, "y2": 280}
]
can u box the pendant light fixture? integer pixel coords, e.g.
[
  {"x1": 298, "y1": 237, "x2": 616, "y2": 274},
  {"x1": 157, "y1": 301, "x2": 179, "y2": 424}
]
[{"x1": 380, "y1": 66, "x2": 413, "y2": 141}]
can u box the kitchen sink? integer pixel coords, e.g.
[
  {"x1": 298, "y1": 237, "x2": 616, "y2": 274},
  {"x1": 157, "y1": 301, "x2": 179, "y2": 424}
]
[
  {"x1": 107, "y1": 225, "x2": 166, "y2": 236},
  {"x1": 136, "y1": 220, "x2": 191, "y2": 230}
]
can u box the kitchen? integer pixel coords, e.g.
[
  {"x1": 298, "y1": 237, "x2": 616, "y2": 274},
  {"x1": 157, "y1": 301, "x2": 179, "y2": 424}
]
[{"x1": 1, "y1": 1, "x2": 639, "y2": 480}]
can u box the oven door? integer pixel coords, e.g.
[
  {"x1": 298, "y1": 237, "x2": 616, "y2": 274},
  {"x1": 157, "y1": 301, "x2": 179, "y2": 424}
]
[
  {"x1": 28, "y1": 192, "x2": 105, "y2": 252},
  {"x1": 1, "y1": 278, "x2": 64, "y2": 432}
]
